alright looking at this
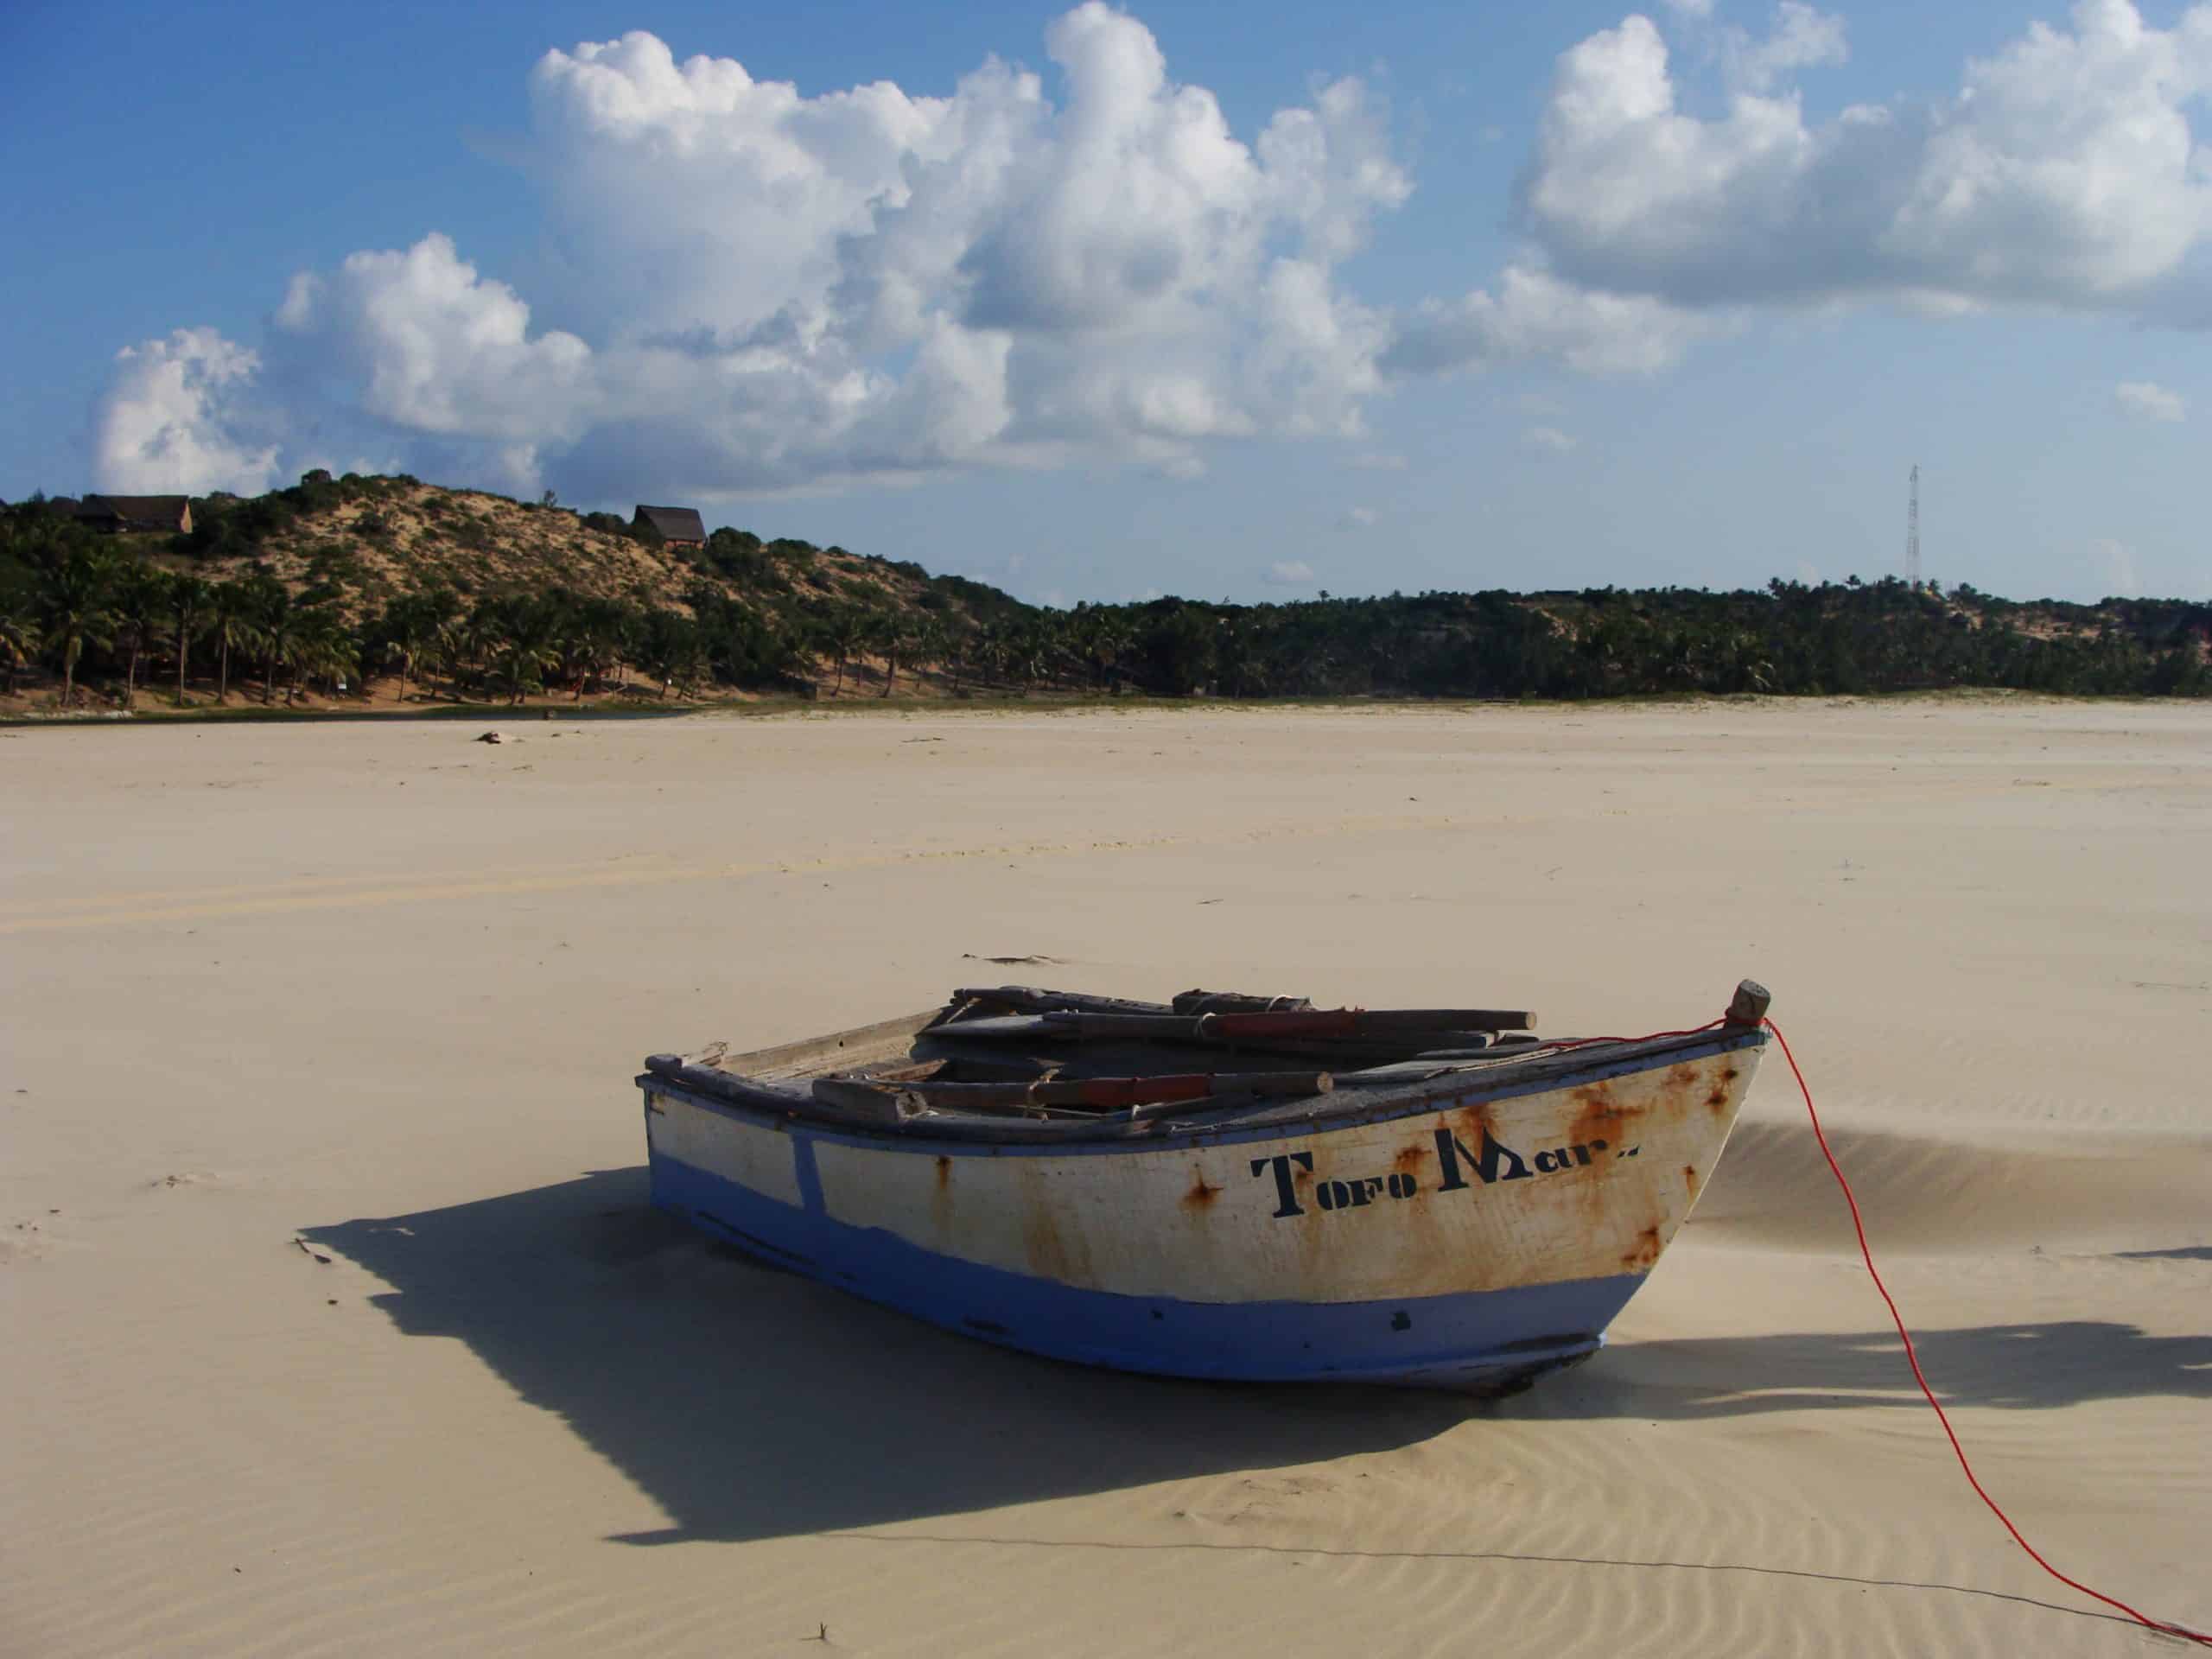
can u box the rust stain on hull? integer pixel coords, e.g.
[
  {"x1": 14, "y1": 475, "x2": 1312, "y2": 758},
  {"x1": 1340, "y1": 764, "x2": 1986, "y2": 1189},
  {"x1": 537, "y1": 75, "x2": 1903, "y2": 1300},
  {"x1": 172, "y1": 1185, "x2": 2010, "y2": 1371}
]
[
  {"x1": 780, "y1": 1030, "x2": 1764, "y2": 1305},
  {"x1": 929, "y1": 1153, "x2": 956, "y2": 1234},
  {"x1": 1621, "y1": 1223, "x2": 1664, "y2": 1271},
  {"x1": 1012, "y1": 1163, "x2": 1094, "y2": 1283},
  {"x1": 1022, "y1": 1204, "x2": 1074, "y2": 1280},
  {"x1": 1568, "y1": 1082, "x2": 1639, "y2": 1153},
  {"x1": 1454, "y1": 1099, "x2": 1497, "y2": 1141}
]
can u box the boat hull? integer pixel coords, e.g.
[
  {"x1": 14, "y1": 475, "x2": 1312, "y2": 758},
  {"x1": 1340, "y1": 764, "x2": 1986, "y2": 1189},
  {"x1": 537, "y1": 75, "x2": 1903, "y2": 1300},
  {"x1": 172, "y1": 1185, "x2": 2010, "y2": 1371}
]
[{"x1": 640, "y1": 1032, "x2": 1763, "y2": 1390}]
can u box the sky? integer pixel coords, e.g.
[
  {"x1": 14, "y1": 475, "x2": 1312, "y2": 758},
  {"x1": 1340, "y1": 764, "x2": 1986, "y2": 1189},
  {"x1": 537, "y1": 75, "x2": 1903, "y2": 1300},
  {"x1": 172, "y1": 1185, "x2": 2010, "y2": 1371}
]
[{"x1": 3, "y1": 0, "x2": 2209, "y2": 605}]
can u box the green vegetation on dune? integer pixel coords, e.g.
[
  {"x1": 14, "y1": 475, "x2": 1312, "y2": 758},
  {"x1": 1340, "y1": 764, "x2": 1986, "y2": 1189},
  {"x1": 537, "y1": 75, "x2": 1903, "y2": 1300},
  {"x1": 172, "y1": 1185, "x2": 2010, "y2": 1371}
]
[{"x1": 1, "y1": 472, "x2": 2205, "y2": 715}]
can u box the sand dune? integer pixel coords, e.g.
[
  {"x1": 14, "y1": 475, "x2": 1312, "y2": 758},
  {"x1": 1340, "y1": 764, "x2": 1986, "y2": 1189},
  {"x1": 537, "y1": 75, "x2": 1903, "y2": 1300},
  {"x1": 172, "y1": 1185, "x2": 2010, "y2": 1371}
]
[
  {"x1": 1693, "y1": 1118, "x2": 2209, "y2": 1255},
  {"x1": 3, "y1": 699, "x2": 2206, "y2": 1656}
]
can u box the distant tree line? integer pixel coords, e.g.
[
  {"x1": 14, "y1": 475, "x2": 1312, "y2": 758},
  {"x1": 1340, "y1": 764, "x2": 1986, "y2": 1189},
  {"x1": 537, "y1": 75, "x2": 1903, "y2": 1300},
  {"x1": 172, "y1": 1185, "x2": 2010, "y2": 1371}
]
[{"x1": 2, "y1": 474, "x2": 2205, "y2": 713}]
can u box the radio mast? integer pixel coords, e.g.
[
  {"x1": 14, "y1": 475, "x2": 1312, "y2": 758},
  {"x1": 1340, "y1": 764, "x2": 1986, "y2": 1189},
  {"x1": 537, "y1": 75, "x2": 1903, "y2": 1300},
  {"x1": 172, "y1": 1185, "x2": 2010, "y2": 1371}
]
[{"x1": 1905, "y1": 464, "x2": 1921, "y2": 588}]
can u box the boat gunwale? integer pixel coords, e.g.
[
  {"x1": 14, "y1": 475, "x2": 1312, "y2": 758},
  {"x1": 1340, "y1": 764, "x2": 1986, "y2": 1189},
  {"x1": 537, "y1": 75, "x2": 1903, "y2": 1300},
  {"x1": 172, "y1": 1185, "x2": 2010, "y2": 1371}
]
[{"x1": 638, "y1": 1023, "x2": 1766, "y2": 1157}]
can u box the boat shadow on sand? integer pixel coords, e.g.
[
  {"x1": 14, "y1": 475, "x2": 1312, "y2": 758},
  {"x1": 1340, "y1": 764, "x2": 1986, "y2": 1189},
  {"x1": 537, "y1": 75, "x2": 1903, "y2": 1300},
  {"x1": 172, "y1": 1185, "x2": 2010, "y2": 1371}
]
[
  {"x1": 304, "y1": 1167, "x2": 2212, "y2": 1547},
  {"x1": 1533, "y1": 1315, "x2": 2212, "y2": 1422},
  {"x1": 306, "y1": 1166, "x2": 1468, "y2": 1545}
]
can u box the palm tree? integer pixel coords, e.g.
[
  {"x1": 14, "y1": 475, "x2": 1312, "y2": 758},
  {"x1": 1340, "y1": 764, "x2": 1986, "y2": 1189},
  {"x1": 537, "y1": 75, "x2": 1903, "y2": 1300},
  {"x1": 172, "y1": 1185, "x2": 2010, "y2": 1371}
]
[
  {"x1": 492, "y1": 600, "x2": 562, "y2": 704},
  {"x1": 668, "y1": 632, "x2": 707, "y2": 700},
  {"x1": 493, "y1": 638, "x2": 551, "y2": 704},
  {"x1": 0, "y1": 606, "x2": 41, "y2": 696},
  {"x1": 825, "y1": 606, "x2": 867, "y2": 697},
  {"x1": 574, "y1": 598, "x2": 634, "y2": 698},
  {"x1": 383, "y1": 635, "x2": 415, "y2": 698},
  {"x1": 636, "y1": 612, "x2": 699, "y2": 699},
  {"x1": 255, "y1": 585, "x2": 303, "y2": 705},
  {"x1": 992, "y1": 620, "x2": 1045, "y2": 691},
  {"x1": 431, "y1": 618, "x2": 471, "y2": 700},
  {"x1": 969, "y1": 621, "x2": 1009, "y2": 690},
  {"x1": 558, "y1": 626, "x2": 591, "y2": 700},
  {"x1": 204, "y1": 580, "x2": 256, "y2": 704},
  {"x1": 908, "y1": 617, "x2": 950, "y2": 691},
  {"x1": 380, "y1": 589, "x2": 456, "y2": 702},
  {"x1": 943, "y1": 620, "x2": 980, "y2": 692},
  {"x1": 292, "y1": 611, "x2": 359, "y2": 702},
  {"x1": 36, "y1": 549, "x2": 115, "y2": 709},
  {"x1": 112, "y1": 563, "x2": 173, "y2": 711},
  {"x1": 876, "y1": 613, "x2": 913, "y2": 697},
  {"x1": 459, "y1": 599, "x2": 505, "y2": 681},
  {"x1": 168, "y1": 575, "x2": 210, "y2": 707},
  {"x1": 410, "y1": 624, "x2": 454, "y2": 701},
  {"x1": 1086, "y1": 609, "x2": 1135, "y2": 692}
]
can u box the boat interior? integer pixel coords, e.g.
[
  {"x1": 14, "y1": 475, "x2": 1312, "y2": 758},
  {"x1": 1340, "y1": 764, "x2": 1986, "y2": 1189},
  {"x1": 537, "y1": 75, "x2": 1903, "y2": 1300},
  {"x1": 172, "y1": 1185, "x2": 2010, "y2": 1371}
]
[
  {"x1": 645, "y1": 979, "x2": 1765, "y2": 1142},
  {"x1": 639, "y1": 983, "x2": 1649, "y2": 1136}
]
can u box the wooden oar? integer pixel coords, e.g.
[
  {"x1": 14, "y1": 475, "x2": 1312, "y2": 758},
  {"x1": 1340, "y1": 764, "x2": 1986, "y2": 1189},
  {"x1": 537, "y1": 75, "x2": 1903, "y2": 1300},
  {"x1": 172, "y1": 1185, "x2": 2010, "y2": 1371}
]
[
  {"x1": 825, "y1": 1070, "x2": 1333, "y2": 1113},
  {"x1": 1171, "y1": 988, "x2": 1313, "y2": 1014},
  {"x1": 1212, "y1": 1007, "x2": 1537, "y2": 1039},
  {"x1": 1043, "y1": 1007, "x2": 1537, "y2": 1043},
  {"x1": 946, "y1": 986, "x2": 1173, "y2": 1018}
]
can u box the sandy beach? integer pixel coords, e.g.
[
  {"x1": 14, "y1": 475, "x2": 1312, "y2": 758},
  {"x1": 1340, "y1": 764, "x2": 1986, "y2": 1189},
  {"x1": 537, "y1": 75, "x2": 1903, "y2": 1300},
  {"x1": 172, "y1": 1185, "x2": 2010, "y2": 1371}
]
[{"x1": 3, "y1": 697, "x2": 2206, "y2": 1657}]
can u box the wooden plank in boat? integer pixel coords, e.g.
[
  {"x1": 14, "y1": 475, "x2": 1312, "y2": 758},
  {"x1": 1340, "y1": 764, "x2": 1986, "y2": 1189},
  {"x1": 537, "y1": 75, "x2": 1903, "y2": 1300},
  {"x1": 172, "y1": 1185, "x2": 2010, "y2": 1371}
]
[{"x1": 944, "y1": 986, "x2": 1173, "y2": 1018}]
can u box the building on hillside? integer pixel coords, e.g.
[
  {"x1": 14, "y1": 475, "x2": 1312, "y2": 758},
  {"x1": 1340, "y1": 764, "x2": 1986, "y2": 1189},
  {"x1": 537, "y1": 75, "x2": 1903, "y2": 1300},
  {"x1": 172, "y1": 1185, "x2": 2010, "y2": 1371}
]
[
  {"x1": 632, "y1": 504, "x2": 706, "y2": 548},
  {"x1": 75, "y1": 494, "x2": 193, "y2": 534}
]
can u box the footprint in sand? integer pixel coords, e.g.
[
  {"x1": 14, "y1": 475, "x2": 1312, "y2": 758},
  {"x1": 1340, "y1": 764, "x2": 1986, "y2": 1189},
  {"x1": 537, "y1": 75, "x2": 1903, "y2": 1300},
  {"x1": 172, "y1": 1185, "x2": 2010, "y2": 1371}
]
[
  {"x1": 1186, "y1": 1473, "x2": 1339, "y2": 1527},
  {"x1": 3, "y1": 1209, "x2": 66, "y2": 1263}
]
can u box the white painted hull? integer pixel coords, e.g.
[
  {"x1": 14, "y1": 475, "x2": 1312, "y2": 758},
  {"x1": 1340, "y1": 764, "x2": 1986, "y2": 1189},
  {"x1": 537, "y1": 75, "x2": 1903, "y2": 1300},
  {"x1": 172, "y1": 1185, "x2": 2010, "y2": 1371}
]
[{"x1": 642, "y1": 1029, "x2": 1765, "y2": 1389}]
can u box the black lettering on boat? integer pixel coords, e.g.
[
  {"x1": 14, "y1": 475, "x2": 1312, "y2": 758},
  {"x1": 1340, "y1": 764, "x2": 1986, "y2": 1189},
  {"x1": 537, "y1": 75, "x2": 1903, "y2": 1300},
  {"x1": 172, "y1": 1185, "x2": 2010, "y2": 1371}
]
[
  {"x1": 1433, "y1": 1127, "x2": 1531, "y2": 1189},
  {"x1": 1258, "y1": 1125, "x2": 1608, "y2": 1222},
  {"x1": 1249, "y1": 1151, "x2": 1315, "y2": 1217}
]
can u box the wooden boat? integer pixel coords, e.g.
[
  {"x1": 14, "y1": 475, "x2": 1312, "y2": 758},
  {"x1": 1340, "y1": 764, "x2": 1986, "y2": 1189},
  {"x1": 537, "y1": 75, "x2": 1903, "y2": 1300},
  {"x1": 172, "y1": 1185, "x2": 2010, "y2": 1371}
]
[{"x1": 638, "y1": 979, "x2": 1772, "y2": 1393}]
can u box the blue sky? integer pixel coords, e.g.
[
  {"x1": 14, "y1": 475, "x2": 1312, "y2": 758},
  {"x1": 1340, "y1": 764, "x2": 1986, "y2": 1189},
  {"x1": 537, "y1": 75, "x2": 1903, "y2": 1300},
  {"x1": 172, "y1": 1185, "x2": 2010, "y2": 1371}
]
[{"x1": 3, "y1": 0, "x2": 2208, "y2": 604}]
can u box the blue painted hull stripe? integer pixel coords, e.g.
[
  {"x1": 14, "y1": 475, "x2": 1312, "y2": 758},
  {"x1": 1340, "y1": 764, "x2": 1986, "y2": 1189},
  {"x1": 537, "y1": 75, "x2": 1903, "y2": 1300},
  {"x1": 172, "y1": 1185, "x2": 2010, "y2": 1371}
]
[
  {"x1": 649, "y1": 1151, "x2": 1647, "y2": 1387},
  {"x1": 791, "y1": 1135, "x2": 824, "y2": 1213},
  {"x1": 639, "y1": 1028, "x2": 1763, "y2": 1162}
]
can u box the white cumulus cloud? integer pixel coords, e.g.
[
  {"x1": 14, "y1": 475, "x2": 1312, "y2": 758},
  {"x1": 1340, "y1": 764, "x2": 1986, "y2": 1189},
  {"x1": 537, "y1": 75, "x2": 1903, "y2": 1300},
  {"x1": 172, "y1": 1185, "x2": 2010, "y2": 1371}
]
[
  {"x1": 276, "y1": 235, "x2": 593, "y2": 443},
  {"x1": 1525, "y1": 425, "x2": 1581, "y2": 452},
  {"x1": 1266, "y1": 560, "x2": 1318, "y2": 583},
  {"x1": 2115, "y1": 379, "x2": 2187, "y2": 421},
  {"x1": 83, "y1": 2, "x2": 2212, "y2": 502},
  {"x1": 1524, "y1": 0, "x2": 2212, "y2": 314},
  {"x1": 92, "y1": 329, "x2": 281, "y2": 495},
  {"x1": 96, "y1": 8, "x2": 1433, "y2": 500},
  {"x1": 1384, "y1": 264, "x2": 1719, "y2": 376},
  {"x1": 499, "y1": 3, "x2": 1413, "y2": 493},
  {"x1": 1722, "y1": 3, "x2": 1849, "y2": 94}
]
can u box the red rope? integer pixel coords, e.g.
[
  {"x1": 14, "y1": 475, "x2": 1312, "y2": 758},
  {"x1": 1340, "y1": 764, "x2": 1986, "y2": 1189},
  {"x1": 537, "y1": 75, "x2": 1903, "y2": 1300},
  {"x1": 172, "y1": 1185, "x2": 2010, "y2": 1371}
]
[
  {"x1": 1548, "y1": 1017, "x2": 1727, "y2": 1051},
  {"x1": 1761, "y1": 1015, "x2": 2210, "y2": 1646}
]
